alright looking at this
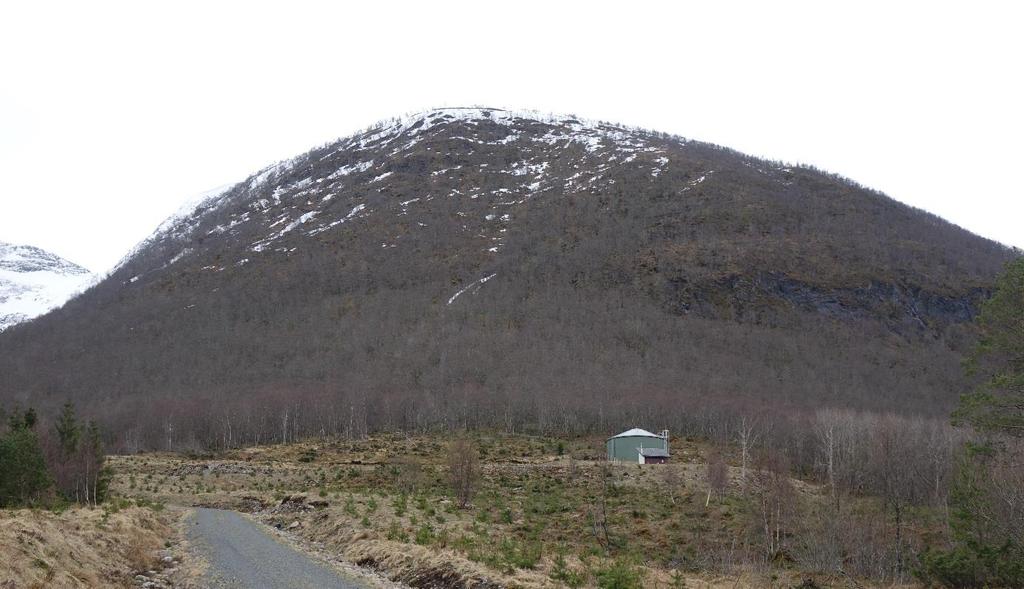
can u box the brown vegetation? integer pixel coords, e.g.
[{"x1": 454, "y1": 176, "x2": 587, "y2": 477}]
[
  {"x1": 0, "y1": 506, "x2": 171, "y2": 588},
  {"x1": 103, "y1": 426, "x2": 987, "y2": 588}
]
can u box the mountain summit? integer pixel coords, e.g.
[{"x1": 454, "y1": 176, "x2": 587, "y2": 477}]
[
  {"x1": 0, "y1": 107, "x2": 1014, "y2": 447},
  {"x1": 0, "y1": 241, "x2": 92, "y2": 331}
]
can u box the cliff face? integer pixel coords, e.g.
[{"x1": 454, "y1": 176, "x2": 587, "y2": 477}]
[
  {"x1": 668, "y1": 273, "x2": 984, "y2": 328},
  {"x1": 0, "y1": 108, "x2": 1014, "y2": 446}
]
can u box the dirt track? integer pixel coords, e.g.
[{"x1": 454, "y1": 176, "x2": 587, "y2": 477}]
[{"x1": 186, "y1": 507, "x2": 370, "y2": 588}]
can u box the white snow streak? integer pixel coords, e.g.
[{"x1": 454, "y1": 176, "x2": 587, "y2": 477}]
[{"x1": 446, "y1": 273, "x2": 497, "y2": 305}]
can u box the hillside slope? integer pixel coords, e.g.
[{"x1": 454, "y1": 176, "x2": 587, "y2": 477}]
[{"x1": 0, "y1": 108, "x2": 1014, "y2": 448}]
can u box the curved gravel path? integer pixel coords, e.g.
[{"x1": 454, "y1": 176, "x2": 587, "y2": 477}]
[{"x1": 186, "y1": 507, "x2": 370, "y2": 588}]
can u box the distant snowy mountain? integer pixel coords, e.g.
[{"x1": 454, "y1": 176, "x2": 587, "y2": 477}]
[{"x1": 0, "y1": 241, "x2": 92, "y2": 331}]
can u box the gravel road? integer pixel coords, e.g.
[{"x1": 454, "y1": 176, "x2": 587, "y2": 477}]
[{"x1": 186, "y1": 507, "x2": 370, "y2": 588}]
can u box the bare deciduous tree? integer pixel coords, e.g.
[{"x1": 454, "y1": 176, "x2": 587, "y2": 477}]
[
  {"x1": 391, "y1": 455, "x2": 425, "y2": 495},
  {"x1": 706, "y1": 447, "x2": 728, "y2": 502},
  {"x1": 735, "y1": 416, "x2": 759, "y2": 490},
  {"x1": 661, "y1": 463, "x2": 681, "y2": 504},
  {"x1": 751, "y1": 449, "x2": 796, "y2": 561},
  {"x1": 591, "y1": 463, "x2": 613, "y2": 548},
  {"x1": 447, "y1": 436, "x2": 479, "y2": 508}
]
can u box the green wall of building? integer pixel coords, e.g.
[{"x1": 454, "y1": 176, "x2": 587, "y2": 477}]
[{"x1": 606, "y1": 434, "x2": 667, "y2": 461}]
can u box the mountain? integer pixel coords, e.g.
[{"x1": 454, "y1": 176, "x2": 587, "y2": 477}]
[
  {"x1": 0, "y1": 241, "x2": 92, "y2": 331},
  {"x1": 0, "y1": 107, "x2": 1015, "y2": 449}
]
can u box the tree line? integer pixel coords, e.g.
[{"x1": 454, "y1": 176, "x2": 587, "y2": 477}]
[
  {"x1": 0, "y1": 403, "x2": 108, "y2": 508},
  {"x1": 681, "y1": 257, "x2": 1023, "y2": 587}
]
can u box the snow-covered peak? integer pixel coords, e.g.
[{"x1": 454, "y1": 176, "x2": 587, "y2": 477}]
[
  {"x1": 114, "y1": 106, "x2": 682, "y2": 279},
  {"x1": 0, "y1": 241, "x2": 93, "y2": 331},
  {"x1": 384, "y1": 107, "x2": 628, "y2": 133},
  {"x1": 107, "y1": 183, "x2": 237, "y2": 277},
  {"x1": 0, "y1": 241, "x2": 90, "y2": 276},
  {"x1": 346, "y1": 106, "x2": 658, "y2": 153}
]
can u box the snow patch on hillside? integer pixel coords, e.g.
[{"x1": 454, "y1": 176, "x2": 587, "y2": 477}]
[
  {"x1": 111, "y1": 106, "x2": 689, "y2": 282},
  {"x1": 447, "y1": 273, "x2": 498, "y2": 305},
  {"x1": 108, "y1": 183, "x2": 237, "y2": 278}
]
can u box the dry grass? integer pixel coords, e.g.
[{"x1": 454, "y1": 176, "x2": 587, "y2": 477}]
[
  {"x1": 342, "y1": 536, "x2": 555, "y2": 588},
  {"x1": 124, "y1": 529, "x2": 161, "y2": 575},
  {"x1": 0, "y1": 505, "x2": 172, "y2": 588},
  {"x1": 106, "y1": 433, "x2": 840, "y2": 588},
  {"x1": 103, "y1": 434, "x2": 923, "y2": 588}
]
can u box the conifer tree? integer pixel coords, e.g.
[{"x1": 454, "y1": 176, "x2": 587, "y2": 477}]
[
  {"x1": 0, "y1": 409, "x2": 52, "y2": 507},
  {"x1": 85, "y1": 420, "x2": 109, "y2": 504},
  {"x1": 921, "y1": 257, "x2": 1024, "y2": 586},
  {"x1": 56, "y1": 402, "x2": 80, "y2": 458},
  {"x1": 954, "y1": 257, "x2": 1024, "y2": 435}
]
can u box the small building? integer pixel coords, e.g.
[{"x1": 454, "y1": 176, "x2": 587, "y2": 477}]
[
  {"x1": 606, "y1": 428, "x2": 670, "y2": 462},
  {"x1": 639, "y1": 448, "x2": 670, "y2": 464}
]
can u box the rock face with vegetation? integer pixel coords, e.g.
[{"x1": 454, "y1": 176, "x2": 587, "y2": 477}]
[{"x1": 0, "y1": 107, "x2": 1016, "y2": 448}]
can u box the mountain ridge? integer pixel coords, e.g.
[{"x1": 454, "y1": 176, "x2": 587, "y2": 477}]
[{"x1": 0, "y1": 107, "x2": 1016, "y2": 449}]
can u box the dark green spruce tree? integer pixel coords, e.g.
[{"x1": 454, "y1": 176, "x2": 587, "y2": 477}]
[
  {"x1": 0, "y1": 408, "x2": 52, "y2": 507},
  {"x1": 53, "y1": 402, "x2": 83, "y2": 502},
  {"x1": 56, "y1": 402, "x2": 81, "y2": 458},
  {"x1": 919, "y1": 257, "x2": 1024, "y2": 587}
]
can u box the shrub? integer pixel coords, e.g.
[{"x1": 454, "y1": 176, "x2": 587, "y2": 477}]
[
  {"x1": 551, "y1": 552, "x2": 587, "y2": 587},
  {"x1": 594, "y1": 558, "x2": 644, "y2": 589},
  {"x1": 393, "y1": 493, "x2": 408, "y2": 517},
  {"x1": 386, "y1": 521, "x2": 408, "y2": 542},
  {"x1": 343, "y1": 495, "x2": 358, "y2": 517},
  {"x1": 917, "y1": 542, "x2": 1024, "y2": 588},
  {"x1": 414, "y1": 523, "x2": 435, "y2": 545},
  {"x1": 498, "y1": 538, "x2": 542, "y2": 570},
  {"x1": 390, "y1": 456, "x2": 424, "y2": 494}
]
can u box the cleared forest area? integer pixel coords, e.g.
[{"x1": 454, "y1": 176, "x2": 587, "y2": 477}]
[{"x1": 105, "y1": 430, "x2": 973, "y2": 588}]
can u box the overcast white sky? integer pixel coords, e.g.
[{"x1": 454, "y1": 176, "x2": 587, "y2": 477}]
[{"x1": 1, "y1": 1, "x2": 1021, "y2": 272}]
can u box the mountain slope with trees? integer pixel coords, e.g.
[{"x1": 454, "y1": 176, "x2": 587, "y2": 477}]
[{"x1": 0, "y1": 108, "x2": 1016, "y2": 450}]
